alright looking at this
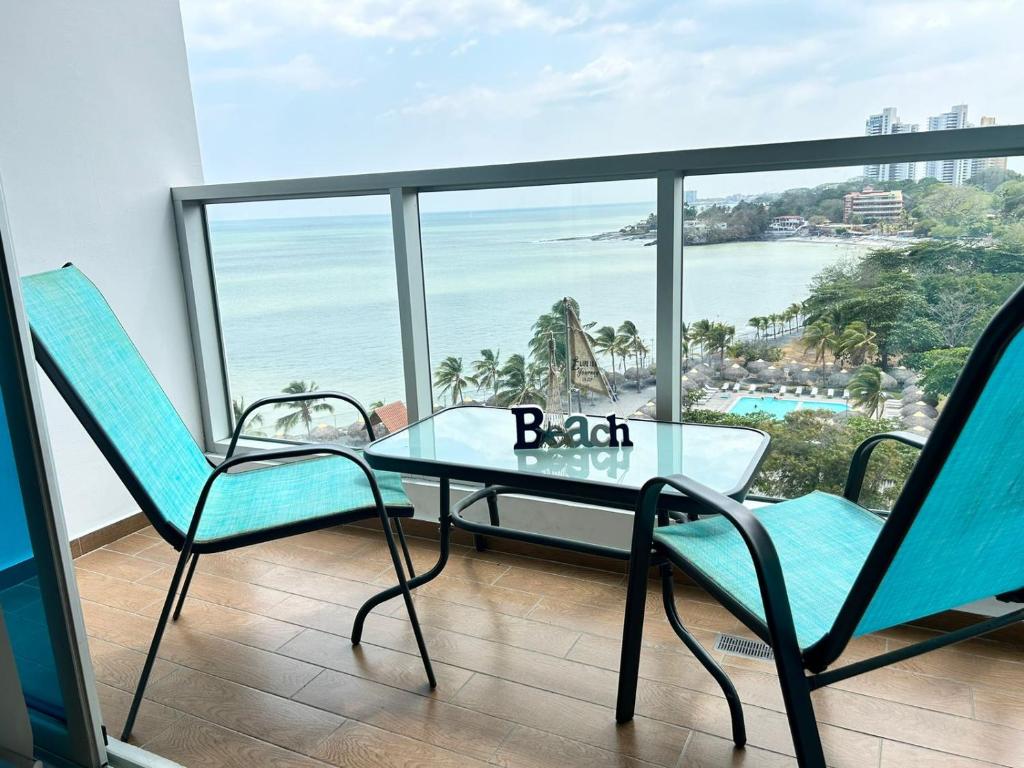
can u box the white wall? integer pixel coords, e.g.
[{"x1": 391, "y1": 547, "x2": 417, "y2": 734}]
[{"x1": 0, "y1": 0, "x2": 204, "y2": 537}]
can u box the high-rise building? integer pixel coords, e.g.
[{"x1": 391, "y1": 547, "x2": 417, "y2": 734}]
[
  {"x1": 684, "y1": 189, "x2": 697, "y2": 205},
  {"x1": 971, "y1": 116, "x2": 1009, "y2": 178},
  {"x1": 843, "y1": 187, "x2": 905, "y2": 223},
  {"x1": 864, "y1": 108, "x2": 918, "y2": 182},
  {"x1": 925, "y1": 105, "x2": 973, "y2": 185}
]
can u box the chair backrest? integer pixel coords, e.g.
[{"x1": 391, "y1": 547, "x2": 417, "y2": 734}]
[
  {"x1": 849, "y1": 283, "x2": 1024, "y2": 638},
  {"x1": 20, "y1": 265, "x2": 211, "y2": 540}
]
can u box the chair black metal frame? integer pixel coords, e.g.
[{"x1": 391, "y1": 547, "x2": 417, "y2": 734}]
[
  {"x1": 615, "y1": 283, "x2": 1024, "y2": 767},
  {"x1": 28, "y1": 305, "x2": 433, "y2": 742}
]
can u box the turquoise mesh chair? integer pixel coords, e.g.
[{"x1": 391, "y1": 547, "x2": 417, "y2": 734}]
[
  {"x1": 21, "y1": 265, "x2": 436, "y2": 742},
  {"x1": 616, "y1": 284, "x2": 1024, "y2": 767}
]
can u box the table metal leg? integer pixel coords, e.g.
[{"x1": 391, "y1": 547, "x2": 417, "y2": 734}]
[
  {"x1": 352, "y1": 477, "x2": 452, "y2": 644},
  {"x1": 473, "y1": 485, "x2": 502, "y2": 552}
]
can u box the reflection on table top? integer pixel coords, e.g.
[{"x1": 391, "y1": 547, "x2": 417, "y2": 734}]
[{"x1": 366, "y1": 406, "x2": 769, "y2": 499}]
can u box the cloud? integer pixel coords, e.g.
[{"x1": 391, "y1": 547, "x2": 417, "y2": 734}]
[
  {"x1": 198, "y1": 54, "x2": 345, "y2": 91},
  {"x1": 394, "y1": 53, "x2": 639, "y2": 119},
  {"x1": 180, "y1": 0, "x2": 597, "y2": 48},
  {"x1": 450, "y1": 39, "x2": 479, "y2": 57}
]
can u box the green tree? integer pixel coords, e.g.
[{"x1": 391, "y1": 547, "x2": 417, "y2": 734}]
[
  {"x1": 232, "y1": 397, "x2": 263, "y2": 430},
  {"x1": 690, "y1": 319, "x2": 712, "y2": 361},
  {"x1": 996, "y1": 179, "x2": 1024, "y2": 221},
  {"x1": 433, "y1": 356, "x2": 475, "y2": 405},
  {"x1": 496, "y1": 353, "x2": 544, "y2": 406},
  {"x1": 848, "y1": 365, "x2": 886, "y2": 418},
  {"x1": 835, "y1": 321, "x2": 878, "y2": 367},
  {"x1": 471, "y1": 349, "x2": 501, "y2": 400},
  {"x1": 802, "y1": 320, "x2": 836, "y2": 378},
  {"x1": 274, "y1": 381, "x2": 335, "y2": 439},
  {"x1": 593, "y1": 325, "x2": 620, "y2": 384},
  {"x1": 919, "y1": 347, "x2": 971, "y2": 401},
  {"x1": 618, "y1": 320, "x2": 644, "y2": 391},
  {"x1": 916, "y1": 184, "x2": 993, "y2": 237}
]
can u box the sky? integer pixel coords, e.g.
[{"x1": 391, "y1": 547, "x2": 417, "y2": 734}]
[{"x1": 180, "y1": 0, "x2": 1024, "y2": 214}]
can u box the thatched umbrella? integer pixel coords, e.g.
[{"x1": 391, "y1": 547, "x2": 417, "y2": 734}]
[
  {"x1": 761, "y1": 365, "x2": 784, "y2": 382},
  {"x1": 904, "y1": 412, "x2": 937, "y2": 430},
  {"x1": 680, "y1": 375, "x2": 700, "y2": 392},
  {"x1": 798, "y1": 367, "x2": 820, "y2": 385},
  {"x1": 686, "y1": 367, "x2": 709, "y2": 385},
  {"x1": 724, "y1": 363, "x2": 749, "y2": 381},
  {"x1": 747, "y1": 358, "x2": 769, "y2": 373},
  {"x1": 829, "y1": 369, "x2": 852, "y2": 388},
  {"x1": 907, "y1": 425, "x2": 931, "y2": 437},
  {"x1": 879, "y1": 371, "x2": 898, "y2": 391},
  {"x1": 901, "y1": 401, "x2": 938, "y2": 418},
  {"x1": 901, "y1": 385, "x2": 924, "y2": 404},
  {"x1": 891, "y1": 366, "x2": 916, "y2": 386}
]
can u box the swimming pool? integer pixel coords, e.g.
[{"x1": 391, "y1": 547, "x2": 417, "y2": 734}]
[{"x1": 729, "y1": 396, "x2": 848, "y2": 419}]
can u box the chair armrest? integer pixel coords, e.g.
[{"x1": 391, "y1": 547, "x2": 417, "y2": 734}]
[
  {"x1": 843, "y1": 430, "x2": 927, "y2": 504},
  {"x1": 182, "y1": 445, "x2": 386, "y2": 545},
  {"x1": 226, "y1": 391, "x2": 375, "y2": 458},
  {"x1": 636, "y1": 474, "x2": 802, "y2": 653}
]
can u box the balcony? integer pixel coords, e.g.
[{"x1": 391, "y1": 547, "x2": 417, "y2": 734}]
[{"x1": 2, "y1": 3, "x2": 1024, "y2": 767}]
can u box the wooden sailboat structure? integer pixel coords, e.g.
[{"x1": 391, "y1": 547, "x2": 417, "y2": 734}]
[{"x1": 564, "y1": 297, "x2": 614, "y2": 411}]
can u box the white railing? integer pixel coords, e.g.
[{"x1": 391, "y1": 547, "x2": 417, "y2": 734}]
[{"x1": 171, "y1": 126, "x2": 1024, "y2": 452}]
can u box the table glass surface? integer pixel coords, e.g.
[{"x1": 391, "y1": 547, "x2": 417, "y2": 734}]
[{"x1": 366, "y1": 407, "x2": 767, "y2": 496}]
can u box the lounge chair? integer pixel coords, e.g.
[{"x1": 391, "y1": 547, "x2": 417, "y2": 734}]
[
  {"x1": 20, "y1": 265, "x2": 435, "y2": 741},
  {"x1": 779, "y1": 385, "x2": 788, "y2": 395},
  {"x1": 794, "y1": 386, "x2": 804, "y2": 396},
  {"x1": 616, "y1": 285, "x2": 1024, "y2": 767},
  {"x1": 733, "y1": 382, "x2": 742, "y2": 392},
  {"x1": 843, "y1": 388, "x2": 851, "y2": 399},
  {"x1": 826, "y1": 388, "x2": 835, "y2": 398},
  {"x1": 809, "y1": 387, "x2": 818, "y2": 397},
  {"x1": 747, "y1": 384, "x2": 757, "y2": 393}
]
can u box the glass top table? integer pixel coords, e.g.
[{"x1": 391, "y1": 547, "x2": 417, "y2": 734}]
[
  {"x1": 352, "y1": 405, "x2": 770, "y2": 643},
  {"x1": 365, "y1": 404, "x2": 770, "y2": 512}
]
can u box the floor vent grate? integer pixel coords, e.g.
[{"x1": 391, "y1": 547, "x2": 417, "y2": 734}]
[{"x1": 714, "y1": 633, "x2": 775, "y2": 661}]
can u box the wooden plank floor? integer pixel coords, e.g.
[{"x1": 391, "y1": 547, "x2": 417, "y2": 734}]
[{"x1": 75, "y1": 524, "x2": 1024, "y2": 767}]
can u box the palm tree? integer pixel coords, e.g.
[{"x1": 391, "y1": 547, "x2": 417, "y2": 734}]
[
  {"x1": 232, "y1": 396, "x2": 263, "y2": 431},
  {"x1": 274, "y1": 381, "x2": 335, "y2": 439},
  {"x1": 788, "y1": 302, "x2": 803, "y2": 332},
  {"x1": 802, "y1": 320, "x2": 836, "y2": 378},
  {"x1": 704, "y1": 322, "x2": 735, "y2": 366},
  {"x1": 593, "y1": 326, "x2": 619, "y2": 390},
  {"x1": 433, "y1": 356, "x2": 475, "y2": 405},
  {"x1": 849, "y1": 365, "x2": 886, "y2": 418},
  {"x1": 836, "y1": 321, "x2": 878, "y2": 367},
  {"x1": 748, "y1": 316, "x2": 763, "y2": 340},
  {"x1": 529, "y1": 298, "x2": 585, "y2": 373},
  {"x1": 471, "y1": 349, "x2": 501, "y2": 400},
  {"x1": 618, "y1": 320, "x2": 643, "y2": 391},
  {"x1": 496, "y1": 353, "x2": 544, "y2": 406},
  {"x1": 691, "y1": 319, "x2": 712, "y2": 361}
]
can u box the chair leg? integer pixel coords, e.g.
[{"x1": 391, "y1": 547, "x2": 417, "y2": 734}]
[
  {"x1": 615, "y1": 539, "x2": 651, "y2": 722},
  {"x1": 660, "y1": 562, "x2": 746, "y2": 747},
  {"x1": 381, "y1": 512, "x2": 436, "y2": 688},
  {"x1": 392, "y1": 517, "x2": 416, "y2": 578},
  {"x1": 172, "y1": 552, "x2": 199, "y2": 621},
  {"x1": 121, "y1": 542, "x2": 194, "y2": 741},
  {"x1": 774, "y1": 639, "x2": 826, "y2": 767}
]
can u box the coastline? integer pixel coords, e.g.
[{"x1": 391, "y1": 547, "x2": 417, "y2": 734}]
[{"x1": 554, "y1": 230, "x2": 926, "y2": 249}]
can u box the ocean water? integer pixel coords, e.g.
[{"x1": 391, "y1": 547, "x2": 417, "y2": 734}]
[{"x1": 208, "y1": 203, "x2": 866, "y2": 419}]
